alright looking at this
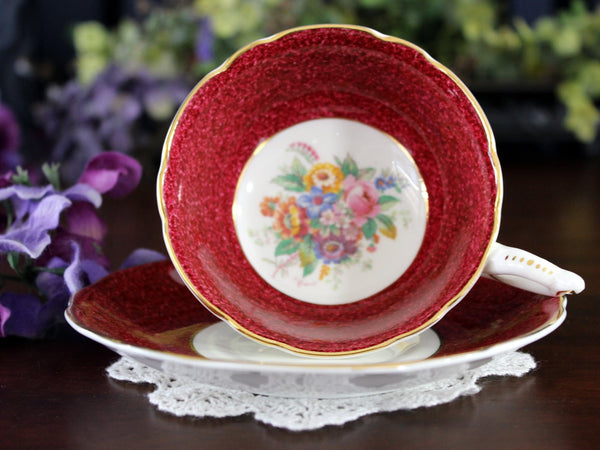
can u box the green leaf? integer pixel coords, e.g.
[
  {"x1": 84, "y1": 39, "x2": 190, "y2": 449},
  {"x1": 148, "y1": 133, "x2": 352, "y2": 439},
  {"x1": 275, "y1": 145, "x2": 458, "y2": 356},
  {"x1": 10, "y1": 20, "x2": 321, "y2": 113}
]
[
  {"x1": 376, "y1": 214, "x2": 397, "y2": 239},
  {"x1": 290, "y1": 157, "x2": 307, "y2": 178},
  {"x1": 302, "y1": 234, "x2": 314, "y2": 248},
  {"x1": 274, "y1": 238, "x2": 299, "y2": 256},
  {"x1": 7, "y1": 252, "x2": 20, "y2": 273},
  {"x1": 379, "y1": 195, "x2": 401, "y2": 211},
  {"x1": 2, "y1": 199, "x2": 14, "y2": 228},
  {"x1": 11, "y1": 167, "x2": 31, "y2": 186},
  {"x1": 298, "y1": 242, "x2": 316, "y2": 268},
  {"x1": 42, "y1": 163, "x2": 61, "y2": 190},
  {"x1": 271, "y1": 174, "x2": 305, "y2": 192},
  {"x1": 358, "y1": 168, "x2": 375, "y2": 180},
  {"x1": 359, "y1": 0, "x2": 388, "y2": 7},
  {"x1": 378, "y1": 195, "x2": 400, "y2": 205},
  {"x1": 303, "y1": 259, "x2": 319, "y2": 277},
  {"x1": 341, "y1": 155, "x2": 359, "y2": 177},
  {"x1": 362, "y1": 218, "x2": 377, "y2": 239}
]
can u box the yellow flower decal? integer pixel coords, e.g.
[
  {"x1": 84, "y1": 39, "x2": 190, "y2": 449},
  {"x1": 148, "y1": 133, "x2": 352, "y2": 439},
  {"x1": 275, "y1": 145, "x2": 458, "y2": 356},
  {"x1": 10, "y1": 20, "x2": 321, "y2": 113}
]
[
  {"x1": 303, "y1": 162, "x2": 344, "y2": 194},
  {"x1": 319, "y1": 264, "x2": 331, "y2": 280}
]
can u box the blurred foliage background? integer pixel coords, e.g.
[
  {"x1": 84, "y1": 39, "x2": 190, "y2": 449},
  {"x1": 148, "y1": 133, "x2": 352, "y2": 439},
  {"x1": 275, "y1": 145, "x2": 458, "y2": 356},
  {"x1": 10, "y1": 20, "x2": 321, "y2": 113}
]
[{"x1": 1, "y1": 0, "x2": 600, "y2": 176}]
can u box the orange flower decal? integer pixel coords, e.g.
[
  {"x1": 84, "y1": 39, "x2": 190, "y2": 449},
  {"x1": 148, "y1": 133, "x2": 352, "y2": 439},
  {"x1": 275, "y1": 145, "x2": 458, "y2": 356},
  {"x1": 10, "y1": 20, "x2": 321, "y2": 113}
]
[
  {"x1": 273, "y1": 197, "x2": 309, "y2": 240},
  {"x1": 259, "y1": 196, "x2": 279, "y2": 217}
]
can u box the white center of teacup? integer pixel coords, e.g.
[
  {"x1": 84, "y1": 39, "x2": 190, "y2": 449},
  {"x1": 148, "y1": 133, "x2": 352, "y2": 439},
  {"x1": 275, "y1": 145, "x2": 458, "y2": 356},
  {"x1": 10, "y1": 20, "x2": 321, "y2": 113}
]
[{"x1": 233, "y1": 118, "x2": 427, "y2": 305}]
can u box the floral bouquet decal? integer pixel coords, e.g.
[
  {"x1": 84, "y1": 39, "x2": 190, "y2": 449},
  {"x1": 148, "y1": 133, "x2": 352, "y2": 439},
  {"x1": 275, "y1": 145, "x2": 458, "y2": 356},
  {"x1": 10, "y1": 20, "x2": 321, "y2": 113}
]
[{"x1": 256, "y1": 142, "x2": 409, "y2": 284}]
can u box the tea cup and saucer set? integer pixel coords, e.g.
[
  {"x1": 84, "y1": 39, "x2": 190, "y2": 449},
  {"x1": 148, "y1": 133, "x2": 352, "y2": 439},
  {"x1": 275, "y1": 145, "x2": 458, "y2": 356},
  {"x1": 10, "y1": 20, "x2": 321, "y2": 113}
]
[{"x1": 66, "y1": 25, "x2": 584, "y2": 398}]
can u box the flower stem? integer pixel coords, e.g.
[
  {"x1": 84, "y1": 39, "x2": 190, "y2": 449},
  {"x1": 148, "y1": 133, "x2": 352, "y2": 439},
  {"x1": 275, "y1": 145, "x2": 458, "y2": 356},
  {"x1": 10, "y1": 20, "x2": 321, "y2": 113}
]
[{"x1": 2, "y1": 199, "x2": 14, "y2": 228}]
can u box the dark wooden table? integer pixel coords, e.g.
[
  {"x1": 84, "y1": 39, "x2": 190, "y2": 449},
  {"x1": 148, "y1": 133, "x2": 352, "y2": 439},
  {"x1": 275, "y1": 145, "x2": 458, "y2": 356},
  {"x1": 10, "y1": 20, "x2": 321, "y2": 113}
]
[{"x1": 2, "y1": 156, "x2": 599, "y2": 449}]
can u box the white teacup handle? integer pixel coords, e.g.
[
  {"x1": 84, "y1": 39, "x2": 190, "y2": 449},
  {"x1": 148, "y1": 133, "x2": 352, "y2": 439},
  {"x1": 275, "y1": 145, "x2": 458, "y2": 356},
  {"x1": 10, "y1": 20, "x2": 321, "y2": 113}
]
[{"x1": 483, "y1": 243, "x2": 585, "y2": 297}]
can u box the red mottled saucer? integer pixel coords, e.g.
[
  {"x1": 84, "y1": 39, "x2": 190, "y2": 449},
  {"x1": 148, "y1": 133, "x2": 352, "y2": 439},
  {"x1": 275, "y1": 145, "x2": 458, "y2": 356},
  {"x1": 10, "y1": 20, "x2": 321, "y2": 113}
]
[
  {"x1": 158, "y1": 25, "x2": 502, "y2": 355},
  {"x1": 66, "y1": 261, "x2": 565, "y2": 397}
]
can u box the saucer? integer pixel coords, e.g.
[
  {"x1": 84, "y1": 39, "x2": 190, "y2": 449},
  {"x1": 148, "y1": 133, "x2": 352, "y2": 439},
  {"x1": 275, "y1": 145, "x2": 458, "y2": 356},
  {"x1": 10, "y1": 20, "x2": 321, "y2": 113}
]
[{"x1": 66, "y1": 261, "x2": 566, "y2": 398}]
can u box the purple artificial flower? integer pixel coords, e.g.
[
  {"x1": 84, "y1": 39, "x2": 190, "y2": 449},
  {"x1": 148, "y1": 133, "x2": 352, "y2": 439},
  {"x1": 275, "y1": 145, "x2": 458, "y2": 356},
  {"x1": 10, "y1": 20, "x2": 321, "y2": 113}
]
[
  {"x1": 0, "y1": 171, "x2": 13, "y2": 188},
  {"x1": 120, "y1": 248, "x2": 166, "y2": 270},
  {"x1": 0, "y1": 301, "x2": 11, "y2": 336},
  {"x1": 0, "y1": 246, "x2": 99, "y2": 338},
  {"x1": 0, "y1": 150, "x2": 148, "y2": 339},
  {"x1": 63, "y1": 201, "x2": 107, "y2": 242},
  {"x1": 297, "y1": 187, "x2": 338, "y2": 219},
  {"x1": 0, "y1": 104, "x2": 19, "y2": 151},
  {"x1": 0, "y1": 103, "x2": 21, "y2": 172},
  {"x1": 78, "y1": 152, "x2": 142, "y2": 198},
  {"x1": 37, "y1": 65, "x2": 191, "y2": 181},
  {"x1": 61, "y1": 183, "x2": 102, "y2": 207},
  {"x1": 195, "y1": 17, "x2": 215, "y2": 62},
  {"x1": 0, "y1": 193, "x2": 71, "y2": 258},
  {"x1": 35, "y1": 257, "x2": 71, "y2": 305},
  {"x1": 32, "y1": 182, "x2": 107, "y2": 269},
  {"x1": 38, "y1": 226, "x2": 110, "y2": 273},
  {"x1": 36, "y1": 68, "x2": 140, "y2": 181},
  {"x1": 0, "y1": 181, "x2": 102, "y2": 259},
  {"x1": 63, "y1": 241, "x2": 109, "y2": 294},
  {"x1": 0, "y1": 291, "x2": 66, "y2": 338},
  {"x1": 0, "y1": 184, "x2": 54, "y2": 225}
]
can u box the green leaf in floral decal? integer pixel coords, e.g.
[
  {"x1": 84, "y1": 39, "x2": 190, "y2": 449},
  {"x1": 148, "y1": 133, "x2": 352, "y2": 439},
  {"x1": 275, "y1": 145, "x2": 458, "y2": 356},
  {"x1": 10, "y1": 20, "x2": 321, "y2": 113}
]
[
  {"x1": 271, "y1": 174, "x2": 305, "y2": 192},
  {"x1": 362, "y1": 218, "x2": 378, "y2": 239},
  {"x1": 341, "y1": 155, "x2": 359, "y2": 177},
  {"x1": 290, "y1": 158, "x2": 307, "y2": 178},
  {"x1": 358, "y1": 167, "x2": 375, "y2": 180},
  {"x1": 376, "y1": 214, "x2": 397, "y2": 239},
  {"x1": 303, "y1": 259, "x2": 319, "y2": 277},
  {"x1": 378, "y1": 195, "x2": 400, "y2": 209},
  {"x1": 298, "y1": 238, "x2": 317, "y2": 275},
  {"x1": 275, "y1": 238, "x2": 300, "y2": 256}
]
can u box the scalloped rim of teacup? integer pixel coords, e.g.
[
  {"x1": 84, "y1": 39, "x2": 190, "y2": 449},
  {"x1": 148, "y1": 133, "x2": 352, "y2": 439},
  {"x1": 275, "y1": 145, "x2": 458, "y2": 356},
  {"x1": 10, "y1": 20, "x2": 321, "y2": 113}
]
[{"x1": 156, "y1": 24, "x2": 503, "y2": 357}]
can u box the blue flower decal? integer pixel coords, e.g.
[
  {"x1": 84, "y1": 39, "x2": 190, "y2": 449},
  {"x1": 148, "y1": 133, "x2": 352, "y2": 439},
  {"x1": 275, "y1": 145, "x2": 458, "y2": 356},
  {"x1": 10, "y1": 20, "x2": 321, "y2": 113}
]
[
  {"x1": 297, "y1": 187, "x2": 337, "y2": 219},
  {"x1": 375, "y1": 175, "x2": 396, "y2": 192}
]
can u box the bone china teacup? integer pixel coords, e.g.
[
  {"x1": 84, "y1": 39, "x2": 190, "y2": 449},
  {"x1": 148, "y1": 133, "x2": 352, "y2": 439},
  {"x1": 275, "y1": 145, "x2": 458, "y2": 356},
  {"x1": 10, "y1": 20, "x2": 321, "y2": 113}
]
[{"x1": 158, "y1": 25, "x2": 584, "y2": 356}]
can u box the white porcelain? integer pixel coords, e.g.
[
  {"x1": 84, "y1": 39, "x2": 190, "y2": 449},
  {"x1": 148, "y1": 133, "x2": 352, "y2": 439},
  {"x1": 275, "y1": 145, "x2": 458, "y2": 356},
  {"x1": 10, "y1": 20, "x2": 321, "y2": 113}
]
[
  {"x1": 233, "y1": 117, "x2": 584, "y2": 304},
  {"x1": 233, "y1": 118, "x2": 428, "y2": 304},
  {"x1": 192, "y1": 322, "x2": 427, "y2": 363},
  {"x1": 66, "y1": 297, "x2": 567, "y2": 398},
  {"x1": 484, "y1": 243, "x2": 585, "y2": 296},
  {"x1": 157, "y1": 24, "x2": 584, "y2": 356}
]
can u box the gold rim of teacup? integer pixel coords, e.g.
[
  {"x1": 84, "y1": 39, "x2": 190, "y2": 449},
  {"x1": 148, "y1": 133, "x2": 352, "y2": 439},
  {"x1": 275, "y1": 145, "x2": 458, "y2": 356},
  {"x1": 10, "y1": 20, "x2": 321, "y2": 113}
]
[{"x1": 156, "y1": 23, "x2": 503, "y2": 357}]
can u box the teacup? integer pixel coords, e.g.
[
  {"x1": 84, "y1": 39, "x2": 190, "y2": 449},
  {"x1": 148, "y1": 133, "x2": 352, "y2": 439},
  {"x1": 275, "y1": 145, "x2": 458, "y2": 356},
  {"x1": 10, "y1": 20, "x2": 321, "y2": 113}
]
[{"x1": 157, "y1": 25, "x2": 584, "y2": 356}]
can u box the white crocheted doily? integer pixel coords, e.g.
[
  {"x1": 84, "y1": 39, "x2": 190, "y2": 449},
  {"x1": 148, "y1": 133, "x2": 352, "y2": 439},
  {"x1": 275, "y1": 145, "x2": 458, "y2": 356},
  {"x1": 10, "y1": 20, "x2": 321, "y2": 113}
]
[{"x1": 107, "y1": 352, "x2": 535, "y2": 431}]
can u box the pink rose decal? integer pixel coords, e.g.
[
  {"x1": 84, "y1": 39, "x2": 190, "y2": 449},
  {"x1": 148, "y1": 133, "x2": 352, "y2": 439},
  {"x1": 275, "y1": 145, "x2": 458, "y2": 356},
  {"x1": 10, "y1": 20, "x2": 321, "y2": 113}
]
[{"x1": 342, "y1": 175, "x2": 381, "y2": 227}]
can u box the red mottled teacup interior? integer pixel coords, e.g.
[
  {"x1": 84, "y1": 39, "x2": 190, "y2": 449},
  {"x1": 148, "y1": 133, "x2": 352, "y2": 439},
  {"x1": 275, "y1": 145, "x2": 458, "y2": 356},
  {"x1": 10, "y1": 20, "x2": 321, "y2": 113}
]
[{"x1": 158, "y1": 25, "x2": 501, "y2": 355}]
